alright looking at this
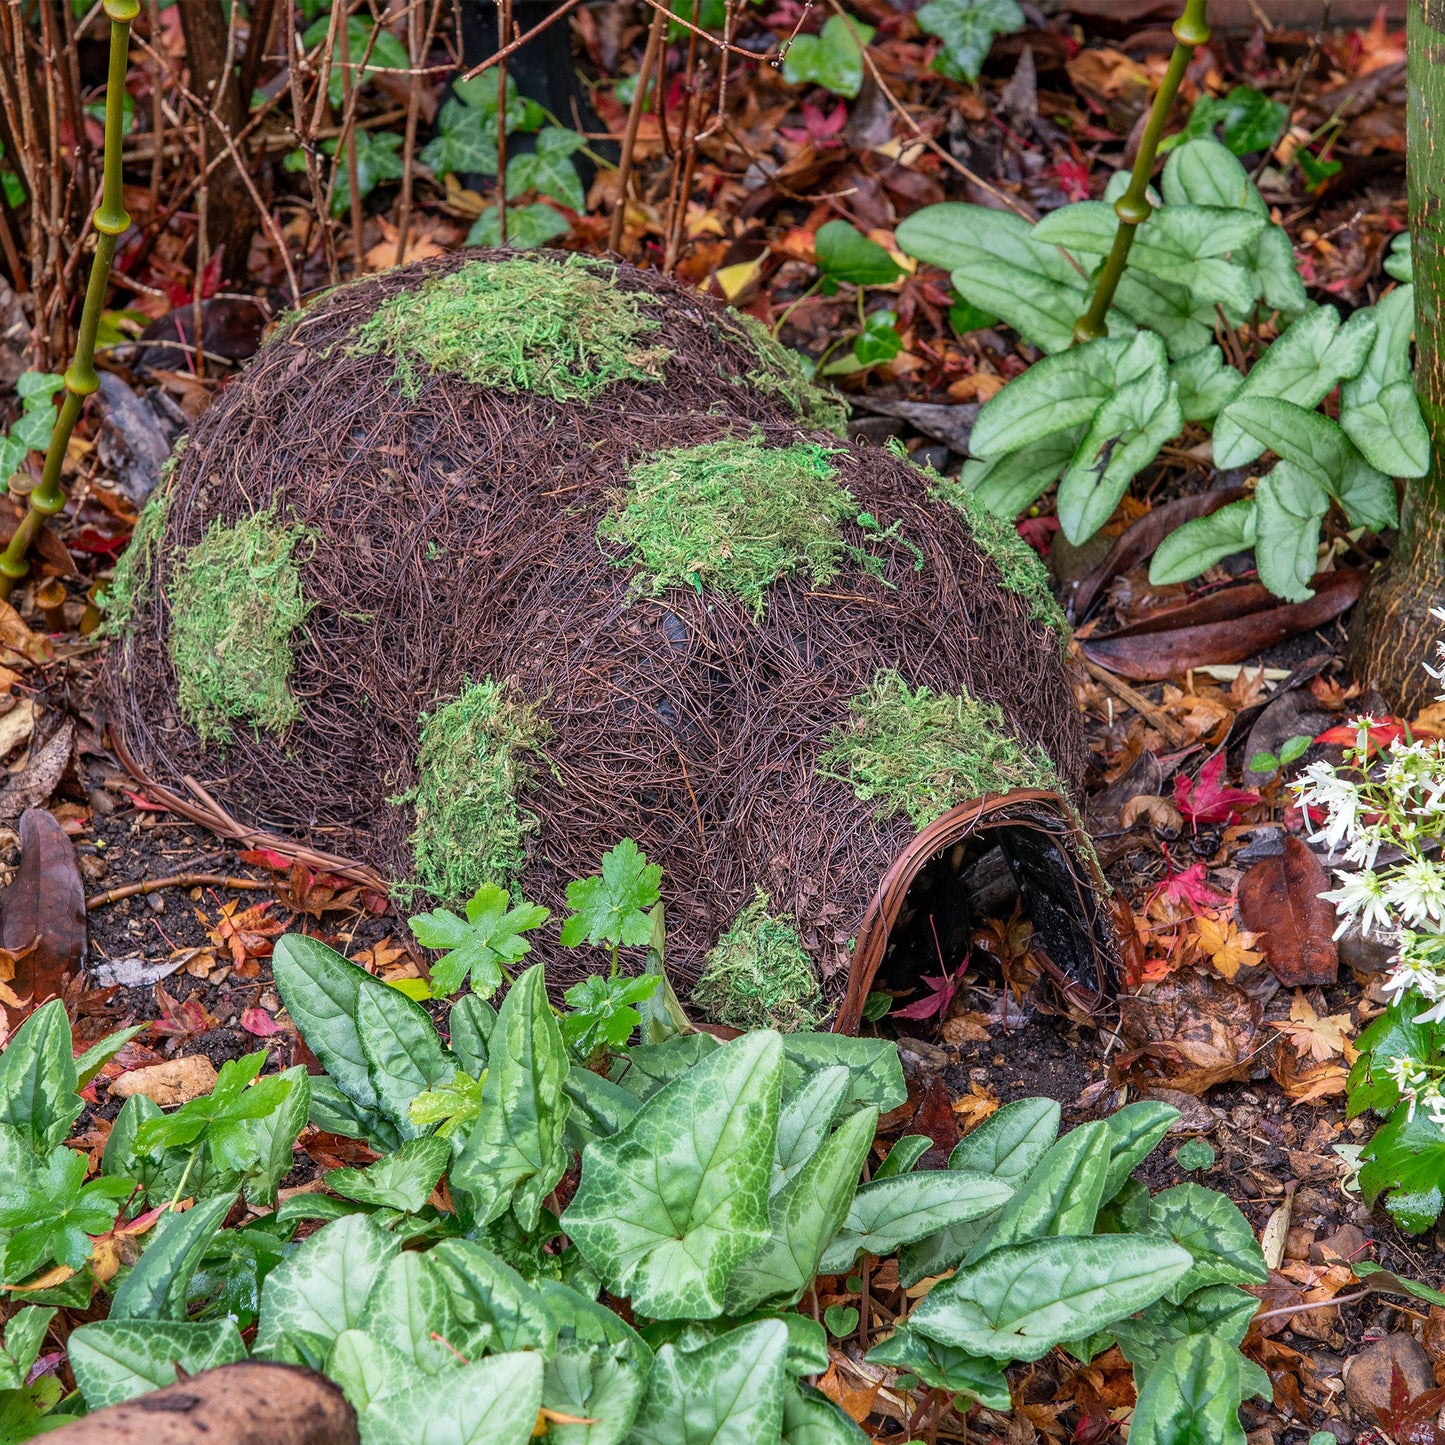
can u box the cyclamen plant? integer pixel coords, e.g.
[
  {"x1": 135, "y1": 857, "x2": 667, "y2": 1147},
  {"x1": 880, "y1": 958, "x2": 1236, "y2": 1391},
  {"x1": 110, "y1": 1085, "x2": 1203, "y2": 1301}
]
[{"x1": 1294, "y1": 618, "x2": 1445, "y2": 1231}]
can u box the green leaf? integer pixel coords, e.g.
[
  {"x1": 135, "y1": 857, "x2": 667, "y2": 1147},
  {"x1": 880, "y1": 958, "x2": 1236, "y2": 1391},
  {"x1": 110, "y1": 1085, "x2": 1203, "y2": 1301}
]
[
  {"x1": 865, "y1": 1330, "x2": 1011, "y2": 1407},
  {"x1": 467, "y1": 201, "x2": 572, "y2": 250},
  {"x1": 1111, "y1": 1282, "x2": 1260, "y2": 1375},
  {"x1": 915, "y1": 0, "x2": 1024, "y2": 83},
  {"x1": 1175, "y1": 1138, "x2": 1217, "y2": 1172},
  {"x1": 355, "y1": 983, "x2": 456, "y2": 1138},
  {"x1": 876, "y1": 1135, "x2": 932, "y2": 1180},
  {"x1": 952, "y1": 250, "x2": 1097, "y2": 354},
  {"x1": 959, "y1": 429, "x2": 1081, "y2": 519},
  {"x1": 778, "y1": 1034, "x2": 906, "y2": 1112},
  {"x1": 73, "y1": 1025, "x2": 147, "y2": 1090},
  {"x1": 1167, "y1": 85, "x2": 1287, "y2": 158},
  {"x1": 366, "y1": 1350, "x2": 545, "y2": 1445},
  {"x1": 0, "y1": 1307, "x2": 53, "y2": 1391},
  {"x1": 1112, "y1": 267, "x2": 1219, "y2": 360},
  {"x1": 562, "y1": 973, "x2": 660, "y2": 1058},
  {"x1": 814, "y1": 221, "x2": 902, "y2": 289},
  {"x1": 544, "y1": 1342, "x2": 646, "y2": 1445},
  {"x1": 1162, "y1": 139, "x2": 1268, "y2": 212},
  {"x1": 431, "y1": 1239, "x2": 558, "y2": 1353},
  {"x1": 506, "y1": 127, "x2": 587, "y2": 211},
  {"x1": 1143, "y1": 1183, "x2": 1269, "y2": 1303},
  {"x1": 906, "y1": 1234, "x2": 1192, "y2": 1361},
  {"x1": 1224, "y1": 396, "x2": 1387, "y2": 510},
  {"x1": 781, "y1": 15, "x2": 875, "y2": 99},
  {"x1": 1340, "y1": 285, "x2": 1428, "y2": 477},
  {"x1": 563, "y1": 1031, "x2": 783, "y2": 1320},
  {"x1": 783, "y1": 1382, "x2": 872, "y2": 1445},
  {"x1": 326, "y1": 1327, "x2": 423, "y2": 1415},
  {"x1": 1349, "y1": 998, "x2": 1445, "y2": 1116},
  {"x1": 15, "y1": 372, "x2": 63, "y2": 403},
  {"x1": 243, "y1": 1065, "x2": 311, "y2": 1207},
  {"x1": 325, "y1": 128, "x2": 405, "y2": 216},
  {"x1": 1213, "y1": 306, "x2": 1378, "y2": 468},
  {"x1": 1386, "y1": 232, "x2": 1413, "y2": 281},
  {"x1": 1149, "y1": 498, "x2": 1257, "y2": 586},
  {"x1": 564, "y1": 1063, "x2": 642, "y2": 1149},
  {"x1": 630, "y1": 1318, "x2": 790, "y2": 1445},
  {"x1": 1057, "y1": 366, "x2": 1182, "y2": 544},
  {"x1": 1171, "y1": 346, "x2": 1244, "y2": 423},
  {"x1": 300, "y1": 14, "x2": 410, "y2": 109},
  {"x1": 560, "y1": 840, "x2": 663, "y2": 950},
  {"x1": 450, "y1": 963, "x2": 569, "y2": 1231},
  {"x1": 68, "y1": 1319, "x2": 246, "y2": 1410},
  {"x1": 449, "y1": 995, "x2": 496, "y2": 1074},
  {"x1": 359, "y1": 1250, "x2": 489, "y2": 1373},
  {"x1": 726, "y1": 1105, "x2": 877, "y2": 1311},
  {"x1": 1358, "y1": 1102, "x2": 1445, "y2": 1233},
  {"x1": 1128, "y1": 1330, "x2": 1265, "y2": 1445},
  {"x1": 0, "y1": 998, "x2": 80, "y2": 1154},
  {"x1": 253, "y1": 1213, "x2": 399, "y2": 1362},
  {"x1": 327, "y1": 1135, "x2": 452, "y2": 1213},
  {"x1": 110, "y1": 1194, "x2": 236, "y2": 1322},
  {"x1": 272, "y1": 934, "x2": 399, "y2": 1146},
  {"x1": 0, "y1": 1142, "x2": 130, "y2": 1283},
  {"x1": 963, "y1": 1121, "x2": 1112, "y2": 1264},
  {"x1": 899, "y1": 203, "x2": 1080, "y2": 284},
  {"x1": 1254, "y1": 462, "x2": 1328, "y2": 602},
  {"x1": 1353, "y1": 1261, "x2": 1445, "y2": 1308},
  {"x1": 613, "y1": 1033, "x2": 720, "y2": 1099},
  {"x1": 408, "y1": 1069, "x2": 484, "y2": 1138},
  {"x1": 410, "y1": 883, "x2": 551, "y2": 999},
  {"x1": 637, "y1": 903, "x2": 692, "y2": 1046},
  {"x1": 1100, "y1": 1102, "x2": 1178, "y2": 1202},
  {"x1": 849, "y1": 310, "x2": 904, "y2": 368},
  {"x1": 774, "y1": 1064, "x2": 849, "y2": 1193}
]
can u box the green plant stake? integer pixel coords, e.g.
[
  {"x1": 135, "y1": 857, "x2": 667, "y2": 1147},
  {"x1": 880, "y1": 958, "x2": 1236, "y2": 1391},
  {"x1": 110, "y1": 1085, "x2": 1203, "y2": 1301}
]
[
  {"x1": 1072, "y1": 0, "x2": 1210, "y2": 344},
  {"x1": 0, "y1": 0, "x2": 139, "y2": 599}
]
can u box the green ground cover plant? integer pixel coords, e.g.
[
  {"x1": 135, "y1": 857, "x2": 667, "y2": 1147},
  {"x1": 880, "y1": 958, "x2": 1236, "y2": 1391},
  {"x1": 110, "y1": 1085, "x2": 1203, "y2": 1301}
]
[
  {"x1": 895, "y1": 136, "x2": 1416, "y2": 604},
  {"x1": 0, "y1": 840, "x2": 1283, "y2": 1440},
  {"x1": 693, "y1": 888, "x2": 824, "y2": 1033},
  {"x1": 166, "y1": 506, "x2": 314, "y2": 744},
  {"x1": 819, "y1": 669, "x2": 1061, "y2": 827},
  {"x1": 350, "y1": 256, "x2": 670, "y2": 400},
  {"x1": 98, "y1": 456, "x2": 175, "y2": 635}
]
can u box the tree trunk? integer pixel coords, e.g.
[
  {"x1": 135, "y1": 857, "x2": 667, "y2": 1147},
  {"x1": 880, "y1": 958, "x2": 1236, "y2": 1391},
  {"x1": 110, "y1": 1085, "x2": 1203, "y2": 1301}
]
[
  {"x1": 179, "y1": 0, "x2": 259, "y2": 284},
  {"x1": 1351, "y1": 0, "x2": 1445, "y2": 713}
]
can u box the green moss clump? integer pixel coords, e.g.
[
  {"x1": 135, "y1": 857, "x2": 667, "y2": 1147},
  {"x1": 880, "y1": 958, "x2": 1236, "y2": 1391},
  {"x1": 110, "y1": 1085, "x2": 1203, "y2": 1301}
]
[
  {"x1": 402, "y1": 677, "x2": 552, "y2": 905},
  {"x1": 722, "y1": 312, "x2": 848, "y2": 437},
  {"x1": 693, "y1": 889, "x2": 825, "y2": 1032},
  {"x1": 600, "y1": 435, "x2": 853, "y2": 616},
  {"x1": 100, "y1": 446, "x2": 181, "y2": 637},
  {"x1": 819, "y1": 670, "x2": 1060, "y2": 830},
  {"x1": 349, "y1": 257, "x2": 670, "y2": 401},
  {"x1": 168, "y1": 506, "x2": 313, "y2": 743}
]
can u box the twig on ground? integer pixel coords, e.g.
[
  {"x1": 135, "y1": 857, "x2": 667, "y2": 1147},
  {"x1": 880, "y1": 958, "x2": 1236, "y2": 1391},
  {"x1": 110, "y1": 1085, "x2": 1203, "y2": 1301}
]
[{"x1": 86, "y1": 874, "x2": 272, "y2": 911}]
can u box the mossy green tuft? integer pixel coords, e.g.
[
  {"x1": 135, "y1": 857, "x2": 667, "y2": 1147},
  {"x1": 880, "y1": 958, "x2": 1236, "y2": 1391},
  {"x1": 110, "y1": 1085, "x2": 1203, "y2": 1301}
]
[
  {"x1": 349, "y1": 256, "x2": 670, "y2": 401},
  {"x1": 819, "y1": 669, "x2": 1060, "y2": 830},
  {"x1": 693, "y1": 889, "x2": 825, "y2": 1032},
  {"x1": 167, "y1": 505, "x2": 313, "y2": 744},
  {"x1": 401, "y1": 677, "x2": 552, "y2": 905},
  {"x1": 100, "y1": 445, "x2": 181, "y2": 636},
  {"x1": 600, "y1": 434, "x2": 853, "y2": 616},
  {"x1": 722, "y1": 311, "x2": 848, "y2": 437}
]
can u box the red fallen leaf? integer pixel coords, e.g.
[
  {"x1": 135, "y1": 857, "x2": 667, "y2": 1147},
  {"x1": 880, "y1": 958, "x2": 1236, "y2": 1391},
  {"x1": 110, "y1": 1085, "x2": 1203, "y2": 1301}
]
[
  {"x1": 1153, "y1": 862, "x2": 1229, "y2": 913},
  {"x1": 123, "y1": 791, "x2": 169, "y2": 812},
  {"x1": 1174, "y1": 755, "x2": 1262, "y2": 826},
  {"x1": 149, "y1": 983, "x2": 217, "y2": 1045},
  {"x1": 1017, "y1": 515, "x2": 1059, "y2": 557},
  {"x1": 1312, "y1": 717, "x2": 1436, "y2": 755},
  {"x1": 893, "y1": 972, "x2": 956, "y2": 1020},
  {"x1": 1237, "y1": 837, "x2": 1339, "y2": 987},
  {"x1": 1380, "y1": 1373, "x2": 1445, "y2": 1444},
  {"x1": 67, "y1": 528, "x2": 128, "y2": 556},
  {"x1": 240, "y1": 1007, "x2": 286, "y2": 1038},
  {"x1": 237, "y1": 847, "x2": 296, "y2": 873},
  {"x1": 907, "y1": 1073, "x2": 960, "y2": 1169},
  {"x1": 779, "y1": 100, "x2": 846, "y2": 147}
]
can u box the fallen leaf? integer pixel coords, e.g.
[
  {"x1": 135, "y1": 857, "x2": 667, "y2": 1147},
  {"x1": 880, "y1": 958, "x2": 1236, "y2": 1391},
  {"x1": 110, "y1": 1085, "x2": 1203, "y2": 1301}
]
[
  {"x1": 0, "y1": 722, "x2": 74, "y2": 822},
  {"x1": 1237, "y1": 837, "x2": 1339, "y2": 987},
  {"x1": 1174, "y1": 755, "x2": 1263, "y2": 826},
  {"x1": 909, "y1": 1073, "x2": 961, "y2": 1168},
  {"x1": 1194, "y1": 912, "x2": 1264, "y2": 980},
  {"x1": 363, "y1": 217, "x2": 447, "y2": 271},
  {"x1": 203, "y1": 898, "x2": 286, "y2": 969},
  {"x1": 110, "y1": 1054, "x2": 219, "y2": 1107},
  {"x1": 149, "y1": 983, "x2": 217, "y2": 1045},
  {"x1": 1270, "y1": 991, "x2": 1356, "y2": 1064},
  {"x1": 950, "y1": 1079, "x2": 1000, "y2": 1132},
  {"x1": 0, "y1": 698, "x2": 35, "y2": 759},
  {"x1": 240, "y1": 1006, "x2": 286, "y2": 1037},
  {"x1": 817, "y1": 1363, "x2": 879, "y2": 1425},
  {"x1": 1121, "y1": 794, "x2": 1184, "y2": 833},
  {"x1": 894, "y1": 972, "x2": 955, "y2": 1020}
]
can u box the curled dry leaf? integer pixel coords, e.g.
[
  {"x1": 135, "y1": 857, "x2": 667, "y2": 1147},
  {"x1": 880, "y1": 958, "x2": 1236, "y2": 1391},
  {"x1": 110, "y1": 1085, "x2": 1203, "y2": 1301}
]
[
  {"x1": 1237, "y1": 837, "x2": 1339, "y2": 987},
  {"x1": 110, "y1": 1053, "x2": 219, "y2": 1107},
  {"x1": 1120, "y1": 794, "x2": 1183, "y2": 833}
]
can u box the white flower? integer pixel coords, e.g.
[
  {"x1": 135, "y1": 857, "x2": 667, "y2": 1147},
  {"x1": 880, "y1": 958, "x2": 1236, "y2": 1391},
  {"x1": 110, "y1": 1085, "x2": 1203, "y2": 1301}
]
[
  {"x1": 1385, "y1": 857, "x2": 1445, "y2": 927},
  {"x1": 1322, "y1": 869, "x2": 1393, "y2": 936},
  {"x1": 1416, "y1": 996, "x2": 1445, "y2": 1026}
]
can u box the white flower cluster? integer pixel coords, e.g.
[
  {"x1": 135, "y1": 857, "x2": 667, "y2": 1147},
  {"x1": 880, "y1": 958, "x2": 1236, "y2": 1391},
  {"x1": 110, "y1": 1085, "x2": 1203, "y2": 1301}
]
[
  {"x1": 1384, "y1": 1052, "x2": 1445, "y2": 1128},
  {"x1": 1293, "y1": 613, "x2": 1445, "y2": 1030}
]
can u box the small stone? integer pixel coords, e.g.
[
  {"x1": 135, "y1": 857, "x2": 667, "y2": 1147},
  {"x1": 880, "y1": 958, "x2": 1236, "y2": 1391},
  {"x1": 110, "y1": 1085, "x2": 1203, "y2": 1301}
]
[
  {"x1": 1311, "y1": 1223, "x2": 1370, "y2": 1265},
  {"x1": 110, "y1": 1055, "x2": 218, "y2": 1108},
  {"x1": 1343, "y1": 1334, "x2": 1434, "y2": 1421},
  {"x1": 1285, "y1": 1226, "x2": 1316, "y2": 1262},
  {"x1": 1338, "y1": 919, "x2": 1403, "y2": 976}
]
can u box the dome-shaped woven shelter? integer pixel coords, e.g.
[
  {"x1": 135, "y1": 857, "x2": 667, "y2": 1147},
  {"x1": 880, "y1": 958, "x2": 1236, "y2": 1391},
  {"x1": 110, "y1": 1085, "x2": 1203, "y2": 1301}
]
[{"x1": 103, "y1": 249, "x2": 1118, "y2": 1031}]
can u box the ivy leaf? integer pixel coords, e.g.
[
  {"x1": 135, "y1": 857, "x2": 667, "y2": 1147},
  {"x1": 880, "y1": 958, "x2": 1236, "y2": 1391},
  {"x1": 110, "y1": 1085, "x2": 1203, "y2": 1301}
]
[
  {"x1": 560, "y1": 840, "x2": 662, "y2": 950},
  {"x1": 1167, "y1": 85, "x2": 1288, "y2": 158},
  {"x1": 68, "y1": 1319, "x2": 247, "y2": 1411},
  {"x1": 562, "y1": 973, "x2": 661, "y2": 1058},
  {"x1": 323, "y1": 129, "x2": 405, "y2": 217},
  {"x1": 781, "y1": 15, "x2": 875, "y2": 99},
  {"x1": 300, "y1": 14, "x2": 410, "y2": 109},
  {"x1": 1142, "y1": 1183, "x2": 1270, "y2": 1303},
  {"x1": 133, "y1": 1052, "x2": 296, "y2": 1173},
  {"x1": 0, "y1": 1141, "x2": 131, "y2": 1282},
  {"x1": 562, "y1": 1031, "x2": 782, "y2": 1320},
  {"x1": 915, "y1": 0, "x2": 1024, "y2": 83},
  {"x1": 466, "y1": 201, "x2": 572, "y2": 250},
  {"x1": 506, "y1": 128, "x2": 587, "y2": 212},
  {"x1": 409, "y1": 883, "x2": 551, "y2": 999}
]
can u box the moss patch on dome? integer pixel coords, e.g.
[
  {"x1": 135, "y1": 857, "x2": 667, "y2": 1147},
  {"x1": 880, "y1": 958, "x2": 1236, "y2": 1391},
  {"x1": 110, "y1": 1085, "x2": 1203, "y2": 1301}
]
[
  {"x1": 168, "y1": 506, "x2": 313, "y2": 744},
  {"x1": 819, "y1": 669, "x2": 1060, "y2": 829},
  {"x1": 101, "y1": 446, "x2": 181, "y2": 637},
  {"x1": 721, "y1": 311, "x2": 848, "y2": 437},
  {"x1": 349, "y1": 256, "x2": 670, "y2": 401},
  {"x1": 693, "y1": 889, "x2": 825, "y2": 1032},
  {"x1": 401, "y1": 677, "x2": 552, "y2": 905},
  {"x1": 600, "y1": 434, "x2": 853, "y2": 616}
]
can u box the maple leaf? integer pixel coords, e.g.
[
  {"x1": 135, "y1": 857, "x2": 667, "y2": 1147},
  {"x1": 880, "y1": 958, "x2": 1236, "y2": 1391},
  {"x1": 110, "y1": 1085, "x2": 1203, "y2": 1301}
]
[
  {"x1": 893, "y1": 971, "x2": 956, "y2": 1020},
  {"x1": 1193, "y1": 911, "x2": 1264, "y2": 980},
  {"x1": 1270, "y1": 992, "x2": 1357, "y2": 1064},
  {"x1": 779, "y1": 100, "x2": 847, "y2": 148},
  {"x1": 559, "y1": 839, "x2": 661, "y2": 950},
  {"x1": 409, "y1": 883, "x2": 550, "y2": 998},
  {"x1": 149, "y1": 983, "x2": 218, "y2": 1045},
  {"x1": 1152, "y1": 863, "x2": 1229, "y2": 915},
  {"x1": 204, "y1": 900, "x2": 286, "y2": 968},
  {"x1": 1173, "y1": 755, "x2": 1262, "y2": 825}
]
